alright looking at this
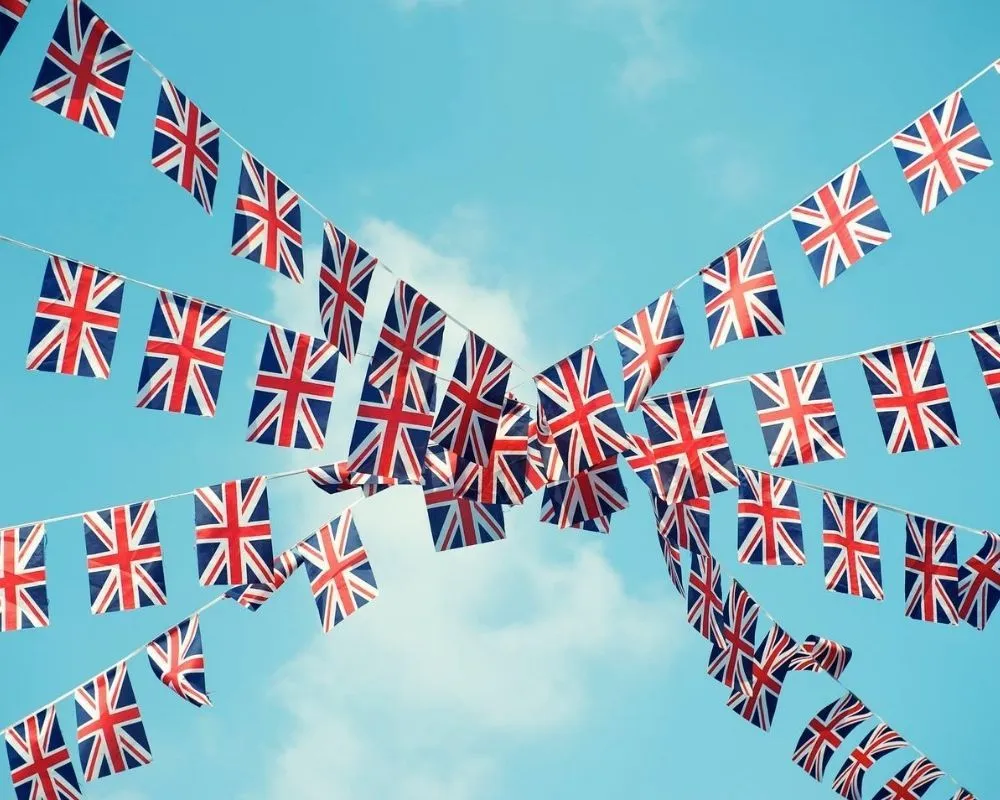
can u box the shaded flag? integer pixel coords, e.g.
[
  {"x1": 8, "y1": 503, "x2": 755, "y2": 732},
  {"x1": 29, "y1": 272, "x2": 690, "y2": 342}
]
[
  {"x1": 831, "y1": 723, "x2": 908, "y2": 800},
  {"x1": 726, "y1": 623, "x2": 798, "y2": 731},
  {"x1": 194, "y1": 478, "x2": 274, "y2": 588},
  {"x1": 75, "y1": 662, "x2": 151, "y2": 781},
  {"x1": 823, "y1": 492, "x2": 883, "y2": 600},
  {"x1": 969, "y1": 325, "x2": 1000, "y2": 418},
  {"x1": 225, "y1": 548, "x2": 303, "y2": 612},
  {"x1": 5, "y1": 705, "x2": 81, "y2": 800},
  {"x1": 687, "y1": 552, "x2": 725, "y2": 646},
  {"x1": 652, "y1": 494, "x2": 709, "y2": 556},
  {"x1": 30, "y1": 0, "x2": 132, "y2": 137},
  {"x1": 792, "y1": 693, "x2": 872, "y2": 781},
  {"x1": 788, "y1": 635, "x2": 853, "y2": 680},
  {"x1": 423, "y1": 444, "x2": 505, "y2": 551},
  {"x1": 614, "y1": 290, "x2": 685, "y2": 411},
  {"x1": 904, "y1": 514, "x2": 960, "y2": 624},
  {"x1": 892, "y1": 91, "x2": 992, "y2": 214},
  {"x1": 456, "y1": 394, "x2": 531, "y2": 505},
  {"x1": 957, "y1": 530, "x2": 1000, "y2": 629},
  {"x1": 540, "y1": 494, "x2": 610, "y2": 534},
  {"x1": 26, "y1": 256, "x2": 123, "y2": 379},
  {"x1": 231, "y1": 151, "x2": 303, "y2": 281},
  {"x1": 872, "y1": 757, "x2": 943, "y2": 800},
  {"x1": 952, "y1": 790, "x2": 978, "y2": 800},
  {"x1": 524, "y1": 412, "x2": 567, "y2": 492},
  {"x1": 541, "y1": 457, "x2": 628, "y2": 529},
  {"x1": 622, "y1": 433, "x2": 671, "y2": 499},
  {"x1": 657, "y1": 527, "x2": 684, "y2": 596},
  {"x1": 308, "y1": 461, "x2": 404, "y2": 497},
  {"x1": 707, "y1": 579, "x2": 758, "y2": 689},
  {"x1": 0, "y1": 0, "x2": 29, "y2": 58},
  {"x1": 146, "y1": 615, "x2": 210, "y2": 708},
  {"x1": 151, "y1": 80, "x2": 220, "y2": 213},
  {"x1": 791, "y1": 164, "x2": 890, "y2": 287},
  {"x1": 319, "y1": 221, "x2": 376, "y2": 363},
  {"x1": 737, "y1": 469, "x2": 805, "y2": 566},
  {"x1": 0, "y1": 524, "x2": 49, "y2": 632}
]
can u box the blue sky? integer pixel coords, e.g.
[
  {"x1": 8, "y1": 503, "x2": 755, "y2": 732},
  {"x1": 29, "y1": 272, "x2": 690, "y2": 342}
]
[{"x1": 0, "y1": 0, "x2": 998, "y2": 798}]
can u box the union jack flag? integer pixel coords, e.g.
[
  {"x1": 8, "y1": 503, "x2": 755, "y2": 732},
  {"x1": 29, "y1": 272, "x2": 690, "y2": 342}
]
[
  {"x1": 750, "y1": 362, "x2": 845, "y2": 467},
  {"x1": 432, "y1": 332, "x2": 511, "y2": 464},
  {"x1": 952, "y1": 790, "x2": 978, "y2": 800},
  {"x1": 151, "y1": 80, "x2": 220, "y2": 213},
  {"x1": 83, "y1": 502, "x2": 166, "y2": 614},
  {"x1": 319, "y1": 221, "x2": 376, "y2": 363},
  {"x1": 136, "y1": 292, "x2": 230, "y2": 417},
  {"x1": 652, "y1": 494, "x2": 709, "y2": 556},
  {"x1": 658, "y1": 527, "x2": 684, "y2": 596},
  {"x1": 904, "y1": 514, "x2": 960, "y2": 624},
  {"x1": 789, "y1": 634, "x2": 853, "y2": 680},
  {"x1": 702, "y1": 231, "x2": 784, "y2": 349},
  {"x1": 0, "y1": 0, "x2": 29, "y2": 58},
  {"x1": 892, "y1": 91, "x2": 992, "y2": 215},
  {"x1": 861, "y1": 340, "x2": 959, "y2": 454},
  {"x1": 231, "y1": 151, "x2": 303, "y2": 282},
  {"x1": 456, "y1": 395, "x2": 531, "y2": 505},
  {"x1": 640, "y1": 388, "x2": 738, "y2": 503},
  {"x1": 872, "y1": 758, "x2": 943, "y2": 800},
  {"x1": 541, "y1": 457, "x2": 629, "y2": 529},
  {"x1": 958, "y1": 530, "x2": 1000, "y2": 630},
  {"x1": 146, "y1": 614, "x2": 210, "y2": 708},
  {"x1": 309, "y1": 461, "x2": 409, "y2": 498},
  {"x1": 225, "y1": 548, "x2": 303, "y2": 612},
  {"x1": 247, "y1": 326, "x2": 338, "y2": 449},
  {"x1": 792, "y1": 693, "x2": 872, "y2": 781},
  {"x1": 687, "y1": 552, "x2": 725, "y2": 646},
  {"x1": 194, "y1": 478, "x2": 275, "y2": 588},
  {"x1": 423, "y1": 445, "x2": 506, "y2": 550},
  {"x1": 969, "y1": 325, "x2": 1000, "y2": 418},
  {"x1": 368, "y1": 280, "x2": 446, "y2": 413},
  {"x1": 823, "y1": 492, "x2": 883, "y2": 600},
  {"x1": 539, "y1": 495, "x2": 610, "y2": 534},
  {"x1": 74, "y1": 662, "x2": 151, "y2": 781},
  {"x1": 298, "y1": 510, "x2": 378, "y2": 632},
  {"x1": 535, "y1": 346, "x2": 630, "y2": 476},
  {"x1": 0, "y1": 524, "x2": 48, "y2": 632},
  {"x1": 791, "y1": 165, "x2": 891, "y2": 287},
  {"x1": 4, "y1": 705, "x2": 81, "y2": 800},
  {"x1": 737, "y1": 469, "x2": 805, "y2": 566},
  {"x1": 614, "y1": 290, "x2": 685, "y2": 411},
  {"x1": 30, "y1": 0, "x2": 132, "y2": 137},
  {"x1": 831, "y1": 723, "x2": 908, "y2": 800},
  {"x1": 622, "y1": 433, "x2": 669, "y2": 499},
  {"x1": 726, "y1": 623, "x2": 798, "y2": 731},
  {"x1": 707, "y1": 579, "x2": 759, "y2": 689},
  {"x1": 525, "y1": 413, "x2": 567, "y2": 492},
  {"x1": 27, "y1": 256, "x2": 123, "y2": 379}
]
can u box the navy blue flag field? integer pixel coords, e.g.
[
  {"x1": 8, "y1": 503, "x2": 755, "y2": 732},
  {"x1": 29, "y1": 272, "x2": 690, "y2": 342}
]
[{"x1": 0, "y1": 0, "x2": 29, "y2": 57}]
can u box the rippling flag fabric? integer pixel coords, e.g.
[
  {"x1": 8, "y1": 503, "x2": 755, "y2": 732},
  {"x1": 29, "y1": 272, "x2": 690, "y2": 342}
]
[
  {"x1": 957, "y1": 530, "x2": 1000, "y2": 630},
  {"x1": 657, "y1": 527, "x2": 684, "y2": 596},
  {"x1": 423, "y1": 444, "x2": 505, "y2": 550},
  {"x1": 194, "y1": 478, "x2": 274, "y2": 588},
  {"x1": 831, "y1": 723, "x2": 908, "y2": 800},
  {"x1": 792, "y1": 693, "x2": 872, "y2": 781},
  {"x1": 614, "y1": 290, "x2": 685, "y2": 411},
  {"x1": 737, "y1": 469, "x2": 805, "y2": 566},
  {"x1": 457, "y1": 395, "x2": 531, "y2": 506},
  {"x1": 725, "y1": 623, "x2": 798, "y2": 731},
  {"x1": 539, "y1": 494, "x2": 610, "y2": 534},
  {"x1": 823, "y1": 492, "x2": 883, "y2": 600},
  {"x1": 904, "y1": 514, "x2": 960, "y2": 624},
  {"x1": 231, "y1": 151, "x2": 303, "y2": 282},
  {"x1": 861, "y1": 340, "x2": 959, "y2": 454},
  {"x1": 0, "y1": 0, "x2": 29, "y2": 57},
  {"x1": 872, "y1": 758, "x2": 943, "y2": 800},
  {"x1": 225, "y1": 548, "x2": 303, "y2": 612},
  {"x1": 75, "y1": 663, "x2": 151, "y2": 781},
  {"x1": 791, "y1": 165, "x2": 891, "y2": 287},
  {"x1": 319, "y1": 221, "x2": 376, "y2": 364},
  {"x1": 0, "y1": 524, "x2": 49, "y2": 632},
  {"x1": 136, "y1": 292, "x2": 230, "y2": 417},
  {"x1": 525, "y1": 413, "x2": 567, "y2": 492},
  {"x1": 5, "y1": 705, "x2": 81, "y2": 800},
  {"x1": 541, "y1": 457, "x2": 628, "y2": 529},
  {"x1": 151, "y1": 80, "x2": 220, "y2": 213},
  {"x1": 146, "y1": 615, "x2": 210, "y2": 708},
  {"x1": 952, "y1": 789, "x2": 978, "y2": 800},
  {"x1": 652, "y1": 495, "x2": 709, "y2": 556},
  {"x1": 27, "y1": 257, "x2": 124, "y2": 379},
  {"x1": 622, "y1": 433, "x2": 670, "y2": 499},
  {"x1": 707, "y1": 579, "x2": 759, "y2": 689},
  {"x1": 969, "y1": 325, "x2": 1000, "y2": 418},
  {"x1": 750, "y1": 362, "x2": 845, "y2": 467},
  {"x1": 789, "y1": 635, "x2": 853, "y2": 680},
  {"x1": 687, "y1": 552, "x2": 725, "y2": 646},
  {"x1": 30, "y1": 0, "x2": 132, "y2": 137},
  {"x1": 892, "y1": 91, "x2": 992, "y2": 214},
  {"x1": 702, "y1": 231, "x2": 784, "y2": 349}
]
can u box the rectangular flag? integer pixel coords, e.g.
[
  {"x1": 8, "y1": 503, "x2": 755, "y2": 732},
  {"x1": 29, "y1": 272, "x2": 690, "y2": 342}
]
[
  {"x1": 75, "y1": 662, "x2": 151, "y2": 781},
  {"x1": 0, "y1": 524, "x2": 49, "y2": 632},
  {"x1": 194, "y1": 478, "x2": 275, "y2": 588}
]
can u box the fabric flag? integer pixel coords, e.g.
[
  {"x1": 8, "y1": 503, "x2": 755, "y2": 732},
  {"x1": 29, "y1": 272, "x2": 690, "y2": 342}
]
[
  {"x1": 687, "y1": 552, "x2": 725, "y2": 646},
  {"x1": 27, "y1": 256, "x2": 124, "y2": 379},
  {"x1": 614, "y1": 290, "x2": 685, "y2": 411},
  {"x1": 790, "y1": 164, "x2": 891, "y2": 287},
  {"x1": 297, "y1": 510, "x2": 378, "y2": 632},
  {"x1": 0, "y1": 524, "x2": 49, "y2": 632},
  {"x1": 432, "y1": 331, "x2": 511, "y2": 465},
  {"x1": 831, "y1": 722, "x2": 908, "y2": 800},
  {"x1": 702, "y1": 231, "x2": 784, "y2": 349},
  {"x1": 541, "y1": 458, "x2": 628, "y2": 529},
  {"x1": 822, "y1": 492, "x2": 883, "y2": 600},
  {"x1": 5, "y1": 705, "x2": 82, "y2": 800},
  {"x1": 622, "y1": 433, "x2": 671, "y2": 500},
  {"x1": 146, "y1": 614, "x2": 210, "y2": 708},
  {"x1": 957, "y1": 530, "x2": 1000, "y2": 630},
  {"x1": 652, "y1": 494, "x2": 709, "y2": 556},
  {"x1": 725, "y1": 623, "x2": 798, "y2": 731},
  {"x1": 225, "y1": 548, "x2": 303, "y2": 612},
  {"x1": 657, "y1": 527, "x2": 684, "y2": 596},
  {"x1": 83, "y1": 502, "x2": 166, "y2": 614},
  {"x1": 308, "y1": 461, "x2": 398, "y2": 496},
  {"x1": 969, "y1": 325, "x2": 1000, "y2": 418},
  {"x1": 368, "y1": 280, "x2": 446, "y2": 413},
  {"x1": 231, "y1": 151, "x2": 303, "y2": 282},
  {"x1": 194, "y1": 477, "x2": 275, "y2": 588},
  {"x1": 151, "y1": 80, "x2": 220, "y2": 213},
  {"x1": 319, "y1": 221, "x2": 376, "y2": 363},
  {"x1": 792, "y1": 693, "x2": 872, "y2": 781},
  {"x1": 872, "y1": 758, "x2": 943, "y2": 800},
  {"x1": 707, "y1": 579, "x2": 759, "y2": 689},
  {"x1": 952, "y1": 790, "x2": 978, "y2": 800},
  {"x1": 534, "y1": 345, "x2": 630, "y2": 477},
  {"x1": 539, "y1": 494, "x2": 610, "y2": 534},
  {"x1": 422, "y1": 444, "x2": 506, "y2": 550},
  {"x1": 749, "y1": 362, "x2": 845, "y2": 467},
  {"x1": 524, "y1": 413, "x2": 568, "y2": 492},
  {"x1": 30, "y1": 0, "x2": 132, "y2": 137},
  {"x1": 860, "y1": 340, "x2": 959, "y2": 454},
  {"x1": 891, "y1": 91, "x2": 992, "y2": 214},
  {"x1": 456, "y1": 394, "x2": 531, "y2": 506},
  {"x1": 737, "y1": 469, "x2": 805, "y2": 566},
  {"x1": 136, "y1": 292, "x2": 230, "y2": 417},
  {"x1": 0, "y1": 0, "x2": 29, "y2": 58},
  {"x1": 789, "y1": 635, "x2": 853, "y2": 680},
  {"x1": 247, "y1": 325, "x2": 338, "y2": 450},
  {"x1": 904, "y1": 514, "x2": 960, "y2": 624},
  {"x1": 75, "y1": 662, "x2": 151, "y2": 781},
  {"x1": 640, "y1": 388, "x2": 738, "y2": 503}
]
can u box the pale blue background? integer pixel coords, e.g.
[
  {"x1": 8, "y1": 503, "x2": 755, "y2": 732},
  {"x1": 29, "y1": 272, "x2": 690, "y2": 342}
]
[{"x1": 0, "y1": 1, "x2": 998, "y2": 798}]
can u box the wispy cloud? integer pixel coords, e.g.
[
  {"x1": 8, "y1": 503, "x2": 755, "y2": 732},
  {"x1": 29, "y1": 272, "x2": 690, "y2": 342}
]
[{"x1": 688, "y1": 133, "x2": 763, "y2": 204}]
